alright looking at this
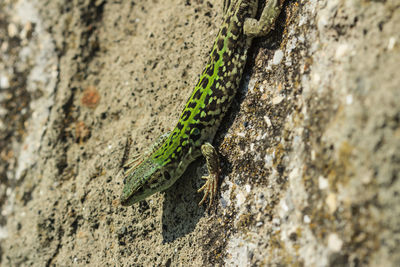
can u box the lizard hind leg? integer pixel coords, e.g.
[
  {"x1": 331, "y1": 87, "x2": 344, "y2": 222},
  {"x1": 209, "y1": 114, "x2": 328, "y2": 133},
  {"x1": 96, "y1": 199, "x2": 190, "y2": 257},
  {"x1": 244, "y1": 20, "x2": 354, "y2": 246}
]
[
  {"x1": 243, "y1": 0, "x2": 283, "y2": 37},
  {"x1": 124, "y1": 132, "x2": 171, "y2": 175},
  {"x1": 198, "y1": 142, "x2": 220, "y2": 207}
]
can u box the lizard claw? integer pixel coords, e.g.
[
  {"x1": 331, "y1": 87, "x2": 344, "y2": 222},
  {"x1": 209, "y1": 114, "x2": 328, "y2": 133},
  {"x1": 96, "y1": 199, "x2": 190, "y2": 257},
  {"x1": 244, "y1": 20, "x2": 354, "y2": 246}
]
[{"x1": 197, "y1": 173, "x2": 218, "y2": 208}]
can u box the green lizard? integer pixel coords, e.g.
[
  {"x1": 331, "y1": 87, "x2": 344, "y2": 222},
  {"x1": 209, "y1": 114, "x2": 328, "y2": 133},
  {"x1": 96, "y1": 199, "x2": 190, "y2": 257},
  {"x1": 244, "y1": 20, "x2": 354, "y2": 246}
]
[{"x1": 120, "y1": 0, "x2": 283, "y2": 207}]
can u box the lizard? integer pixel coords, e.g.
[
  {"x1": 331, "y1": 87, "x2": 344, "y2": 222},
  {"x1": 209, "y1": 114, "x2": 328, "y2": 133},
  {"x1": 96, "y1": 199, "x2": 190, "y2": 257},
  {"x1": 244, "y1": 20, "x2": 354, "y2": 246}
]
[{"x1": 120, "y1": 0, "x2": 283, "y2": 207}]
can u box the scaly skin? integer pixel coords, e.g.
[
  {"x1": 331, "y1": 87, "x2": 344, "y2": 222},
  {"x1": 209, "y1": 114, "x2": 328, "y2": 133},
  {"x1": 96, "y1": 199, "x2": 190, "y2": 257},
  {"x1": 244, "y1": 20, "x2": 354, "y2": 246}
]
[{"x1": 120, "y1": 0, "x2": 282, "y2": 206}]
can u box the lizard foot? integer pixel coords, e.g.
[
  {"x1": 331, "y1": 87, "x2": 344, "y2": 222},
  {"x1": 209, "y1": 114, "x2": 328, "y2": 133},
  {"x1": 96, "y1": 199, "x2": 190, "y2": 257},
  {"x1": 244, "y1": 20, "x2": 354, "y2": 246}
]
[
  {"x1": 198, "y1": 143, "x2": 220, "y2": 208},
  {"x1": 198, "y1": 172, "x2": 218, "y2": 208}
]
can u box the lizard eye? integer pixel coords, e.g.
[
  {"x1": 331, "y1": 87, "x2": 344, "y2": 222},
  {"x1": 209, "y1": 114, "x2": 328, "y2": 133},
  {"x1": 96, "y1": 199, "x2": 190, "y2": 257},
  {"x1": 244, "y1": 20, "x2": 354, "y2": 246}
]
[
  {"x1": 163, "y1": 171, "x2": 171, "y2": 180},
  {"x1": 191, "y1": 128, "x2": 200, "y2": 135}
]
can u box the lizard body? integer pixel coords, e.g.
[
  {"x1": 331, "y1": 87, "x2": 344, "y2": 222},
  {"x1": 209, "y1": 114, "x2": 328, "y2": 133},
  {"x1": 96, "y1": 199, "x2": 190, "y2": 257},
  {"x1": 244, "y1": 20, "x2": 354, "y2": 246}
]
[{"x1": 120, "y1": 0, "x2": 282, "y2": 206}]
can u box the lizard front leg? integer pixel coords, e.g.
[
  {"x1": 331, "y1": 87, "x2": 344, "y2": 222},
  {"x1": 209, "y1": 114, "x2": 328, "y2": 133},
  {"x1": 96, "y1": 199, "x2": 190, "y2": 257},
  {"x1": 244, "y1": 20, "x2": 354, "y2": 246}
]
[{"x1": 198, "y1": 142, "x2": 220, "y2": 207}]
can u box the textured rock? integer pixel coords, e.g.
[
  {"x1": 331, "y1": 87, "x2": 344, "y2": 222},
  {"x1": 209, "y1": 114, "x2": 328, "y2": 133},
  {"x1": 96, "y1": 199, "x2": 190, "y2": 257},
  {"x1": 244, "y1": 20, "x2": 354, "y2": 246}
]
[{"x1": 1, "y1": 0, "x2": 399, "y2": 266}]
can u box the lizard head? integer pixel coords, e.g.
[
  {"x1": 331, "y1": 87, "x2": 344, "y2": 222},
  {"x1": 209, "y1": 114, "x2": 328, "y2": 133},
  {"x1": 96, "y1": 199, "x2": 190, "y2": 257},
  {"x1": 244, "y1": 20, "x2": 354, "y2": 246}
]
[{"x1": 119, "y1": 157, "x2": 175, "y2": 206}]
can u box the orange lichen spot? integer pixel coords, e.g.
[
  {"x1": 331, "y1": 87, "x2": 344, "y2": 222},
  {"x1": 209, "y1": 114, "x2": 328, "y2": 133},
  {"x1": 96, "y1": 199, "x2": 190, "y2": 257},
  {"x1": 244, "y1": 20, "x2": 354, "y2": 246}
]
[
  {"x1": 77, "y1": 230, "x2": 88, "y2": 239},
  {"x1": 81, "y1": 86, "x2": 100, "y2": 108},
  {"x1": 75, "y1": 121, "x2": 91, "y2": 143},
  {"x1": 112, "y1": 198, "x2": 120, "y2": 207},
  {"x1": 1, "y1": 149, "x2": 13, "y2": 161}
]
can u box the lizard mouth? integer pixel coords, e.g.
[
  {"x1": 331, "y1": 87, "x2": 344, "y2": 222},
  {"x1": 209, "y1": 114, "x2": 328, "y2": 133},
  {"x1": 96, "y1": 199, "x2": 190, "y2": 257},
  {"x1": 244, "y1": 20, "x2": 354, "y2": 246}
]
[{"x1": 120, "y1": 186, "x2": 146, "y2": 206}]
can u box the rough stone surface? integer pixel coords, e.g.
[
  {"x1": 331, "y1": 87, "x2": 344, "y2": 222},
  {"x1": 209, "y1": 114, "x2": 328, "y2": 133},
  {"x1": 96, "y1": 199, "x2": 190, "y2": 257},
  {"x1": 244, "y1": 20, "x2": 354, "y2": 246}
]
[{"x1": 1, "y1": 0, "x2": 399, "y2": 266}]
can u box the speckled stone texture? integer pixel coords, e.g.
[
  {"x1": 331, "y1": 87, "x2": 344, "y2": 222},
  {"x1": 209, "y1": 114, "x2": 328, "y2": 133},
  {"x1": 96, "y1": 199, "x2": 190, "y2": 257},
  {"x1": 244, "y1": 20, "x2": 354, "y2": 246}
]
[{"x1": 0, "y1": 0, "x2": 399, "y2": 266}]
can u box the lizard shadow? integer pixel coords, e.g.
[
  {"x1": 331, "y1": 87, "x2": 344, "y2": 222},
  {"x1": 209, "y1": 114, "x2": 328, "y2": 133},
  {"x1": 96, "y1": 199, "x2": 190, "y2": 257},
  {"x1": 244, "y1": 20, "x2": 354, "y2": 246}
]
[
  {"x1": 161, "y1": 155, "x2": 232, "y2": 243},
  {"x1": 161, "y1": 162, "x2": 204, "y2": 243}
]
